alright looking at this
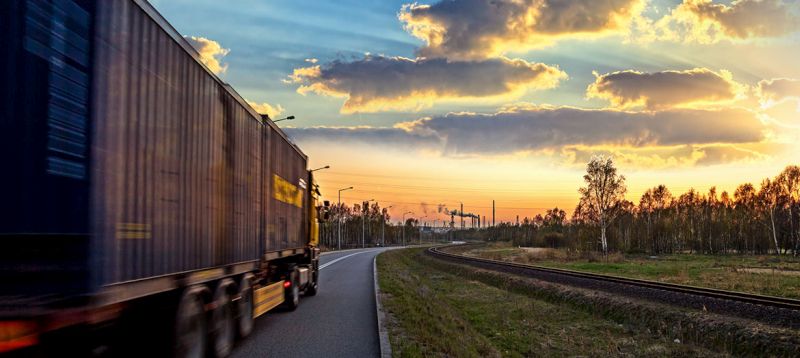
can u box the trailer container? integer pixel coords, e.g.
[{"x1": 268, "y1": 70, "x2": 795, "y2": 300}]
[{"x1": 0, "y1": 0, "x2": 325, "y2": 356}]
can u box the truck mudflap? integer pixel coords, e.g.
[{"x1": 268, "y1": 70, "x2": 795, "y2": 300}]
[{"x1": 252, "y1": 282, "x2": 284, "y2": 319}]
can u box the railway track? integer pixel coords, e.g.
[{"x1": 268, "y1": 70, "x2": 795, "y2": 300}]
[{"x1": 427, "y1": 245, "x2": 800, "y2": 319}]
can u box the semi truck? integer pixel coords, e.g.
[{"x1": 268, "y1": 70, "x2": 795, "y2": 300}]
[{"x1": 0, "y1": 0, "x2": 328, "y2": 356}]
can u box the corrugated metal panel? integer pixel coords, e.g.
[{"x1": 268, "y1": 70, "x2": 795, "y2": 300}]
[
  {"x1": 90, "y1": 0, "x2": 285, "y2": 285},
  {"x1": 1, "y1": 0, "x2": 312, "y2": 294},
  {"x1": 93, "y1": 1, "x2": 306, "y2": 283}
]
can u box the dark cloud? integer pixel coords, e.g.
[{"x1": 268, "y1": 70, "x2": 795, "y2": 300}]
[
  {"x1": 400, "y1": 0, "x2": 646, "y2": 59},
  {"x1": 587, "y1": 68, "x2": 744, "y2": 110},
  {"x1": 287, "y1": 55, "x2": 565, "y2": 113},
  {"x1": 284, "y1": 126, "x2": 440, "y2": 150},
  {"x1": 402, "y1": 106, "x2": 764, "y2": 155}
]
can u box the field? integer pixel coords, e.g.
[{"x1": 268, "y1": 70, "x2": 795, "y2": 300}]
[
  {"x1": 454, "y1": 242, "x2": 800, "y2": 299},
  {"x1": 376, "y1": 248, "x2": 721, "y2": 357}
]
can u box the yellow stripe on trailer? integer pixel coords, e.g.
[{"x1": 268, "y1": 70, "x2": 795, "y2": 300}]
[{"x1": 253, "y1": 281, "x2": 285, "y2": 318}]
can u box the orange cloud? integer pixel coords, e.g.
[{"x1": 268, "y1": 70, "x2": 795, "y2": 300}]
[
  {"x1": 757, "y1": 78, "x2": 800, "y2": 107},
  {"x1": 562, "y1": 144, "x2": 770, "y2": 168},
  {"x1": 587, "y1": 68, "x2": 745, "y2": 110},
  {"x1": 286, "y1": 55, "x2": 566, "y2": 114},
  {"x1": 184, "y1": 36, "x2": 230, "y2": 74},
  {"x1": 246, "y1": 100, "x2": 285, "y2": 118},
  {"x1": 400, "y1": 0, "x2": 647, "y2": 59},
  {"x1": 653, "y1": 0, "x2": 800, "y2": 43}
]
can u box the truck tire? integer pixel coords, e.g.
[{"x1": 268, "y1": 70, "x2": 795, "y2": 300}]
[
  {"x1": 174, "y1": 289, "x2": 207, "y2": 358},
  {"x1": 210, "y1": 282, "x2": 235, "y2": 357},
  {"x1": 305, "y1": 270, "x2": 319, "y2": 296},
  {"x1": 283, "y1": 269, "x2": 300, "y2": 311},
  {"x1": 236, "y1": 276, "x2": 254, "y2": 339}
]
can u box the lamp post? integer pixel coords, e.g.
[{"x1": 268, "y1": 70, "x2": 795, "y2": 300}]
[
  {"x1": 382, "y1": 206, "x2": 393, "y2": 246},
  {"x1": 402, "y1": 211, "x2": 413, "y2": 247},
  {"x1": 337, "y1": 186, "x2": 353, "y2": 250},
  {"x1": 272, "y1": 115, "x2": 295, "y2": 123},
  {"x1": 260, "y1": 114, "x2": 295, "y2": 123},
  {"x1": 310, "y1": 165, "x2": 330, "y2": 172},
  {"x1": 362, "y1": 199, "x2": 375, "y2": 248}
]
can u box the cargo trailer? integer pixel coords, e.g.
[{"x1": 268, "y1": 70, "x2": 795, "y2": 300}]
[{"x1": 0, "y1": 0, "x2": 327, "y2": 356}]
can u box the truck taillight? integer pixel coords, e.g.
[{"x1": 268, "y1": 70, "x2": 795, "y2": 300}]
[
  {"x1": 283, "y1": 280, "x2": 292, "y2": 288},
  {"x1": 0, "y1": 321, "x2": 39, "y2": 353}
]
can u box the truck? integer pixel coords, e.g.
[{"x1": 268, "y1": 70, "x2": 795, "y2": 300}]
[{"x1": 0, "y1": 0, "x2": 328, "y2": 356}]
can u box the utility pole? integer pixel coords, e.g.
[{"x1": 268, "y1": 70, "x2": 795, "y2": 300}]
[
  {"x1": 337, "y1": 186, "x2": 353, "y2": 250},
  {"x1": 492, "y1": 200, "x2": 495, "y2": 227},
  {"x1": 460, "y1": 203, "x2": 464, "y2": 230}
]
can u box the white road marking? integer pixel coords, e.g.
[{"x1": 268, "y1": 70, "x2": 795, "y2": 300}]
[{"x1": 319, "y1": 250, "x2": 377, "y2": 270}]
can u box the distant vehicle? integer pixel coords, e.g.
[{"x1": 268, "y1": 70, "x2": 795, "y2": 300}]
[{"x1": 0, "y1": 1, "x2": 328, "y2": 356}]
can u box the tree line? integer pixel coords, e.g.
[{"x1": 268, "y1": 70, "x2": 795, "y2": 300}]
[
  {"x1": 494, "y1": 158, "x2": 800, "y2": 256},
  {"x1": 317, "y1": 158, "x2": 800, "y2": 256}
]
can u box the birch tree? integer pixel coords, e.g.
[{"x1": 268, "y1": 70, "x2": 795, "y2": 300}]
[
  {"x1": 578, "y1": 156, "x2": 627, "y2": 255},
  {"x1": 758, "y1": 178, "x2": 782, "y2": 254}
]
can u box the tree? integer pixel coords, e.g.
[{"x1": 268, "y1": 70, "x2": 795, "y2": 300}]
[
  {"x1": 758, "y1": 178, "x2": 782, "y2": 254},
  {"x1": 578, "y1": 156, "x2": 627, "y2": 255},
  {"x1": 777, "y1": 166, "x2": 800, "y2": 255}
]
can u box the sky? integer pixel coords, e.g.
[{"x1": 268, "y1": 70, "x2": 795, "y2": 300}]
[{"x1": 150, "y1": 0, "x2": 800, "y2": 224}]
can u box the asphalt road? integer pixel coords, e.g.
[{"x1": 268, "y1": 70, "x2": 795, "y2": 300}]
[{"x1": 231, "y1": 247, "x2": 391, "y2": 358}]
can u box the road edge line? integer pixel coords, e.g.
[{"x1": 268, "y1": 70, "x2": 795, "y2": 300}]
[{"x1": 373, "y1": 255, "x2": 392, "y2": 358}]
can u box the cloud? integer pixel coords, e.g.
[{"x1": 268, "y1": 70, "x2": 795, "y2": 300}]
[
  {"x1": 286, "y1": 55, "x2": 566, "y2": 113},
  {"x1": 757, "y1": 78, "x2": 800, "y2": 107},
  {"x1": 287, "y1": 106, "x2": 768, "y2": 167},
  {"x1": 399, "y1": 0, "x2": 646, "y2": 60},
  {"x1": 586, "y1": 68, "x2": 745, "y2": 110},
  {"x1": 401, "y1": 106, "x2": 764, "y2": 155},
  {"x1": 184, "y1": 36, "x2": 230, "y2": 74},
  {"x1": 562, "y1": 144, "x2": 767, "y2": 167},
  {"x1": 246, "y1": 100, "x2": 285, "y2": 118},
  {"x1": 654, "y1": 0, "x2": 800, "y2": 43},
  {"x1": 284, "y1": 126, "x2": 441, "y2": 150}
]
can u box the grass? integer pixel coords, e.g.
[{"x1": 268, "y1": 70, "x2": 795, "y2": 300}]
[
  {"x1": 457, "y1": 243, "x2": 800, "y2": 299},
  {"x1": 377, "y1": 248, "x2": 722, "y2": 357}
]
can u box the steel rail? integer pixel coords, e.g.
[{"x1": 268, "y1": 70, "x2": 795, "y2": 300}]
[{"x1": 427, "y1": 246, "x2": 800, "y2": 311}]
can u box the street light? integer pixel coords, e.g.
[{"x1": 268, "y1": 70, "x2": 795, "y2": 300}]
[
  {"x1": 402, "y1": 211, "x2": 414, "y2": 247},
  {"x1": 260, "y1": 114, "x2": 295, "y2": 123},
  {"x1": 362, "y1": 199, "x2": 375, "y2": 248},
  {"x1": 272, "y1": 115, "x2": 295, "y2": 123},
  {"x1": 310, "y1": 165, "x2": 330, "y2": 172},
  {"x1": 382, "y1": 206, "x2": 393, "y2": 247},
  {"x1": 337, "y1": 186, "x2": 353, "y2": 250}
]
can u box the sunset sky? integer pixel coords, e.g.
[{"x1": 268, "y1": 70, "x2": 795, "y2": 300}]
[{"x1": 150, "y1": 0, "x2": 800, "y2": 224}]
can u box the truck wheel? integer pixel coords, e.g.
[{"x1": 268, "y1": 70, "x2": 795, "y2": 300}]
[
  {"x1": 210, "y1": 283, "x2": 235, "y2": 357},
  {"x1": 305, "y1": 271, "x2": 319, "y2": 296},
  {"x1": 174, "y1": 290, "x2": 206, "y2": 358},
  {"x1": 236, "y1": 276, "x2": 254, "y2": 339},
  {"x1": 283, "y1": 269, "x2": 300, "y2": 311}
]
